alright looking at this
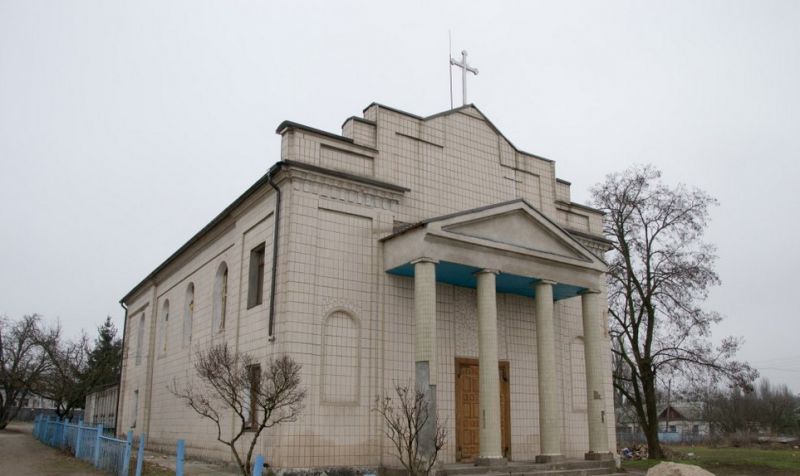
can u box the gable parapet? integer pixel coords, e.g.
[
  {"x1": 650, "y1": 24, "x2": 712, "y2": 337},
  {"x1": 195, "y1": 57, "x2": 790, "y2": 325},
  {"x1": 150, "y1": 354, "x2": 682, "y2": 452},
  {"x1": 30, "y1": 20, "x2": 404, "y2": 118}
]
[{"x1": 341, "y1": 116, "x2": 377, "y2": 149}]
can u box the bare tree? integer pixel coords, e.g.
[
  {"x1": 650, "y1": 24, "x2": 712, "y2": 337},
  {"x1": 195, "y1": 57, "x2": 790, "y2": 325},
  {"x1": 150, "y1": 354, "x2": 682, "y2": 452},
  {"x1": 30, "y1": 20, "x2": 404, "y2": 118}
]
[
  {"x1": 37, "y1": 327, "x2": 94, "y2": 419},
  {"x1": 704, "y1": 379, "x2": 800, "y2": 436},
  {"x1": 373, "y1": 384, "x2": 446, "y2": 476},
  {"x1": 169, "y1": 343, "x2": 305, "y2": 476},
  {"x1": 591, "y1": 165, "x2": 757, "y2": 459},
  {"x1": 0, "y1": 314, "x2": 51, "y2": 429}
]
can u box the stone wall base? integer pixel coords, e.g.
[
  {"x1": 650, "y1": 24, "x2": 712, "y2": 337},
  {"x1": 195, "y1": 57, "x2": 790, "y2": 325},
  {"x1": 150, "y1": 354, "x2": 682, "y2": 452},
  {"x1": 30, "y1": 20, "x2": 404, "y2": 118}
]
[{"x1": 584, "y1": 451, "x2": 614, "y2": 461}]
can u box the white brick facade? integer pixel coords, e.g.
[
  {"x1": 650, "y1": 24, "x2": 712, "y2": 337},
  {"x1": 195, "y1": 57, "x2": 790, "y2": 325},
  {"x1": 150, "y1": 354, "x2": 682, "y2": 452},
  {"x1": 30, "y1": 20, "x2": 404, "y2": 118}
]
[{"x1": 118, "y1": 103, "x2": 616, "y2": 469}]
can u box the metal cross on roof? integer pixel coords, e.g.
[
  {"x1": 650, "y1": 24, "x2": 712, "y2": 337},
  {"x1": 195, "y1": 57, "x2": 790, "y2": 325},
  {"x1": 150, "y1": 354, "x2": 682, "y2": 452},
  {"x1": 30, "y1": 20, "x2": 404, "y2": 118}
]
[{"x1": 450, "y1": 50, "x2": 478, "y2": 106}]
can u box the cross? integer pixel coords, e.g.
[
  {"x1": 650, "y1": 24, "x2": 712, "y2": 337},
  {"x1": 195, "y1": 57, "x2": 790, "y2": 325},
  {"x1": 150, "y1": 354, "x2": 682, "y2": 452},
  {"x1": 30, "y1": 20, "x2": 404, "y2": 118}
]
[{"x1": 450, "y1": 50, "x2": 478, "y2": 106}]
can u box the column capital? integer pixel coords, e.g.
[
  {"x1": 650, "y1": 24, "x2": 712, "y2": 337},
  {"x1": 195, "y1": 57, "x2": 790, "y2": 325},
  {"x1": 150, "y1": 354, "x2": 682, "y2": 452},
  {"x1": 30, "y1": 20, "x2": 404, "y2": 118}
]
[
  {"x1": 534, "y1": 279, "x2": 557, "y2": 287},
  {"x1": 579, "y1": 288, "x2": 602, "y2": 295},
  {"x1": 410, "y1": 257, "x2": 439, "y2": 265},
  {"x1": 474, "y1": 268, "x2": 500, "y2": 276}
]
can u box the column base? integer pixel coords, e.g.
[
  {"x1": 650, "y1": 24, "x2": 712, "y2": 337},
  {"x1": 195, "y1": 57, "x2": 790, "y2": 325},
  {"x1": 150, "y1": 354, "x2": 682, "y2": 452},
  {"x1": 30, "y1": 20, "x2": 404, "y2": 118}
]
[
  {"x1": 474, "y1": 457, "x2": 507, "y2": 467},
  {"x1": 584, "y1": 451, "x2": 614, "y2": 461},
  {"x1": 535, "y1": 454, "x2": 564, "y2": 463}
]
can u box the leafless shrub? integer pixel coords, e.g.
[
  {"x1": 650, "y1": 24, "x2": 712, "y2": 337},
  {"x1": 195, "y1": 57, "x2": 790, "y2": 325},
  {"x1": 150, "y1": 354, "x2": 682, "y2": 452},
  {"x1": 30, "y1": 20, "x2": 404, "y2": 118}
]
[
  {"x1": 169, "y1": 343, "x2": 305, "y2": 476},
  {"x1": 373, "y1": 384, "x2": 446, "y2": 476}
]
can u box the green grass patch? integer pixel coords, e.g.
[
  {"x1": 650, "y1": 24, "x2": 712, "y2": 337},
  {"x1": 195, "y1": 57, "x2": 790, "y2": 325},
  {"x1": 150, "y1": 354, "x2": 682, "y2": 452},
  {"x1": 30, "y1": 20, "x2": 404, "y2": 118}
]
[{"x1": 621, "y1": 445, "x2": 800, "y2": 474}]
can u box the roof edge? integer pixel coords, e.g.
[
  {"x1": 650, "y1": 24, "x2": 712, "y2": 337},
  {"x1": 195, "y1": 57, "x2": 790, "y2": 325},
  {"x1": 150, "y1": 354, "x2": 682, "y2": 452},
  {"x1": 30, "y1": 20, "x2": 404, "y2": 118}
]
[
  {"x1": 565, "y1": 228, "x2": 613, "y2": 246},
  {"x1": 365, "y1": 102, "x2": 557, "y2": 164},
  {"x1": 340, "y1": 115, "x2": 377, "y2": 129},
  {"x1": 556, "y1": 199, "x2": 605, "y2": 215},
  {"x1": 121, "y1": 160, "x2": 409, "y2": 304},
  {"x1": 120, "y1": 162, "x2": 283, "y2": 304}
]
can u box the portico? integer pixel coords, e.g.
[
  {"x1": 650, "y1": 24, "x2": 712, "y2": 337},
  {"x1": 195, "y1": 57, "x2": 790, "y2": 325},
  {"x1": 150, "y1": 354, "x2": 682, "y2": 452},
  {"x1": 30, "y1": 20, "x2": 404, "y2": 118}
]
[{"x1": 383, "y1": 199, "x2": 612, "y2": 463}]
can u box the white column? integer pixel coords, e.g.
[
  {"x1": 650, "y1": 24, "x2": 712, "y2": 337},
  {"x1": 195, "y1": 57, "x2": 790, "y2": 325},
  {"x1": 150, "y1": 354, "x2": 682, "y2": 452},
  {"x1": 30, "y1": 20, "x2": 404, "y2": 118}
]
[
  {"x1": 413, "y1": 258, "x2": 437, "y2": 457},
  {"x1": 581, "y1": 289, "x2": 612, "y2": 460},
  {"x1": 476, "y1": 269, "x2": 504, "y2": 463},
  {"x1": 535, "y1": 279, "x2": 563, "y2": 463}
]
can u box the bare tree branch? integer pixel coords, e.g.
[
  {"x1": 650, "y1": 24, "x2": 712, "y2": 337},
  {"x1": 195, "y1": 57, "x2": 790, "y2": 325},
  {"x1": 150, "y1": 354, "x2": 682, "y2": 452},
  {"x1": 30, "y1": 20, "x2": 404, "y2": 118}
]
[
  {"x1": 168, "y1": 343, "x2": 305, "y2": 476},
  {"x1": 373, "y1": 384, "x2": 446, "y2": 476}
]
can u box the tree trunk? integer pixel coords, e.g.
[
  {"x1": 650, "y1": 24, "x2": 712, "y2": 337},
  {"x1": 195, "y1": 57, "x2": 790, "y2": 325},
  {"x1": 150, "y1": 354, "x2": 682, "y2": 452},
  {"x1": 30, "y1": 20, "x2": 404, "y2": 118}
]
[{"x1": 642, "y1": 373, "x2": 664, "y2": 459}]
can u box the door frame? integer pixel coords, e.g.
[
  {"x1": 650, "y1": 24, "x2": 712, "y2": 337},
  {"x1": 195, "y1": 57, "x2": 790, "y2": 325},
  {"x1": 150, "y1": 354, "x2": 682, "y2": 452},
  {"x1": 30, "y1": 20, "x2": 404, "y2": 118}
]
[{"x1": 454, "y1": 357, "x2": 511, "y2": 461}]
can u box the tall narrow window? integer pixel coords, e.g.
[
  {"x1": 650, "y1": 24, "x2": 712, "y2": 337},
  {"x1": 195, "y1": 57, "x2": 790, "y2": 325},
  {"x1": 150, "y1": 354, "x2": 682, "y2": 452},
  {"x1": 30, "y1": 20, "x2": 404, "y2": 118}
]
[
  {"x1": 135, "y1": 314, "x2": 145, "y2": 365},
  {"x1": 213, "y1": 262, "x2": 229, "y2": 331},
  {"x1": 131, "y1": 389, "x2": 139, "y2": 428},
  {"x1": 247, "y1": 244, "x2": 266, "y2": 308},
  {"x1": 183, "y1": 283, "x2": 194, "y2": 347},
  {"x1": 245, "y1": 364, "x2": 261, "y2": 429},
  {"x1": 160, "y1": 300, "x2": 170, "y2": 354}
]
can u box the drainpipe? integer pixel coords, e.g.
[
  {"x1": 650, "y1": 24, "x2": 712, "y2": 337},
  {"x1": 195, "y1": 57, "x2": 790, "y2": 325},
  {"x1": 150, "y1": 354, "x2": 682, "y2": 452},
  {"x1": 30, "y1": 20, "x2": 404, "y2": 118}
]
[
  {"x1": 266, "y1": 167, "x2": 282, "y2": 340},
  {"x1": 115, "y1": 301, "x2": 128, "y2": 434}
]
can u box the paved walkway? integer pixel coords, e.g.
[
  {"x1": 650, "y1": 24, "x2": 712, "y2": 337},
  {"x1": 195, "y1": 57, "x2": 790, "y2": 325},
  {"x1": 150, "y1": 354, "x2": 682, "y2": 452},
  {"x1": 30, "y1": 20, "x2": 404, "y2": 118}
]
[
  {"x1": 0, "y1": 422, "x2": 105, "y2": 475},
  {"x1": 0, "y1": 421, "x2": 238, "y2": 476}
]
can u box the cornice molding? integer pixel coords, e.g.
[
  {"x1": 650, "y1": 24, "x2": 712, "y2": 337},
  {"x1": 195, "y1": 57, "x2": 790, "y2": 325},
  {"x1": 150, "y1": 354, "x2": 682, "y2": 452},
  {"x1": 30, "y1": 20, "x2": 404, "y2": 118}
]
[{"x1": 287, "y1": 168, "x2": 402, "y2": 213}]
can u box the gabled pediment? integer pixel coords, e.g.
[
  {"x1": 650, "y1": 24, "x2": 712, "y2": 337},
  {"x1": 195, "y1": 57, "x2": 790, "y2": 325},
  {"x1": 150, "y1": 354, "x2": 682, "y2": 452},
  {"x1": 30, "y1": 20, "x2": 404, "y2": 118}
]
[
  {"x1": 442, "y1": 209, "x2": 587, "y2": 262},
  {"x1": 382, "y1": 199, "x2": 606, "y2": 291},
  {"x1": 417, "y1": 199, "x2": 605, "y2": 272}
]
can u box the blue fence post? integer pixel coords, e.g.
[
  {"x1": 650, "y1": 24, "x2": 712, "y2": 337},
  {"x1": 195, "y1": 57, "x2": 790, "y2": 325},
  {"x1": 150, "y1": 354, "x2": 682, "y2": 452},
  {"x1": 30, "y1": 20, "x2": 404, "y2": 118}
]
[
  {"x1": 253, "y1": 455, "x2": 265, "y2": 476},
  {"x1": 52, "y1": 417, "x2": 58, "y2": 447},
  {"x1": 121, "y1": 430, "x2": 133, "y2": 476},
  {"x1": 176, "y1": 439, "x2": 185, "y2": 476},
  {"x1": 135, "y1": 432, "x2": 146, "y2": 476},
  {"x1": 75, "y1": 421, "x2": 83, "y2": 457},
  {"x1": 64, "y1": 418, "x2": 70, "y2": 450},
  {"x1": 93, "y1": 423, "x2": 103, "y2": 467}
]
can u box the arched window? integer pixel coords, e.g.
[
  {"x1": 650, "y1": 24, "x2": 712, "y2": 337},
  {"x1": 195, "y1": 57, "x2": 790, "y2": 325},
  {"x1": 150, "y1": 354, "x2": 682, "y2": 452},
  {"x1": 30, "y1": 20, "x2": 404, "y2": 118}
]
[
  {"x1": 135, "y1": 313, "x2": 145, "y2": 365},
  {"x1": 160, "y1": 300, "x2": 170, "y2": 354},
  {"x1": 213, "y1": 262, "x2": 228, "y2": 332},
  {"x1": 183, "y1": 283, "x2": 194, "y2": 347}
]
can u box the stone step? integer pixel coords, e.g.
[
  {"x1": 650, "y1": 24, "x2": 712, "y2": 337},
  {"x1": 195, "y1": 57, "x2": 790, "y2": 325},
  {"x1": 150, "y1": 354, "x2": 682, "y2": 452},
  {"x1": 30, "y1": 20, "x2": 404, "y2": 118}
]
[
  {"x1": 441, "y1": 460, "x2": 618, "y2": 476},
  {"x1": 447, "y1": 470, "x2": 616, "y2": 476}
]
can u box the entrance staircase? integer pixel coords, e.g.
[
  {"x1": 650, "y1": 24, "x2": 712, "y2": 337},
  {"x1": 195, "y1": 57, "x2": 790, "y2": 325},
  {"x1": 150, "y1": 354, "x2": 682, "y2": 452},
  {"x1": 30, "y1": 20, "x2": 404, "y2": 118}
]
[{"x1": 440, "y1": 459, "x2": 620, "y2": 476}]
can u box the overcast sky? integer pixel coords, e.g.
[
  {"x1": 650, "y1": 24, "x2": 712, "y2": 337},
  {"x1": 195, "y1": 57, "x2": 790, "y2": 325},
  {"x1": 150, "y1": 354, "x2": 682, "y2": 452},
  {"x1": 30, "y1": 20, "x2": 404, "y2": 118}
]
[{"x1": 1, "y1": 1, "x2": 798, "y2": 392}]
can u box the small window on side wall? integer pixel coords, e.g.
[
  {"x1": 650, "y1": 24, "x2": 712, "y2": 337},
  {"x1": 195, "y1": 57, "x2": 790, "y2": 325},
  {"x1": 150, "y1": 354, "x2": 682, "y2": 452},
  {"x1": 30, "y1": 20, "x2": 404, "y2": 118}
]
[
  {"x1": 131, "y1": 389, "x2": 139, "y2": 428},
  {"x1": 244, "y1": 364, "x2": 261, "y2": 429},
  {"x1": 213, "y1": 262, "x2": 228, "y2": 331},
  {"x1": 160, "y1": 300, "x2": 170, "y2": 354},
  {"x1": 247, "y1": 243, "x2": 266, "y2": 309},
  {"x1": 184, "y1": 283, "x2": 194, "y2": 347},
  {"x1": 135, "y1": 314, "x2": 145, "y2": 365}
]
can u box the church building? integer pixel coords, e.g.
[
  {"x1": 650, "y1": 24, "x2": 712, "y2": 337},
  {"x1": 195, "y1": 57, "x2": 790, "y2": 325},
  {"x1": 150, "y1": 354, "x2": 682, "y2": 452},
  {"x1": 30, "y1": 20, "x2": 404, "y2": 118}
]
[{"x1": 117, "y1": 103, "x2": 616, "y2": 470}]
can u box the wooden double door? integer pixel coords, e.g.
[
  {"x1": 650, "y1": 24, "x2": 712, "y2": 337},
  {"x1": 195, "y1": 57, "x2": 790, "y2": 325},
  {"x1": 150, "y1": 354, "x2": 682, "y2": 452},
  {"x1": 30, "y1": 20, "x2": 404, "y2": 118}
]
[{"x1": 455, "y1": 358, "x2": 511, "y2": 461}]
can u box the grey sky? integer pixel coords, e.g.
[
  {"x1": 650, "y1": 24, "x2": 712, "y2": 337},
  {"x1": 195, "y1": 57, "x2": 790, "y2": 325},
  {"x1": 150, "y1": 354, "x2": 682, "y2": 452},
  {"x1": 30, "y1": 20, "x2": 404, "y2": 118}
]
[{"x1": 1, "y1": 1, "x2": 798, "y2": 392}]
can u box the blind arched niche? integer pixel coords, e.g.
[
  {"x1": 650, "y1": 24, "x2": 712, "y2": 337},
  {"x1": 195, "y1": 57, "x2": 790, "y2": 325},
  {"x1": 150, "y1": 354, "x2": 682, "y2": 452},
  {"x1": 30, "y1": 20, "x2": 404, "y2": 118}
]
[{"x1": 320, "y1": 310, "x2": 361, "y2": 405}]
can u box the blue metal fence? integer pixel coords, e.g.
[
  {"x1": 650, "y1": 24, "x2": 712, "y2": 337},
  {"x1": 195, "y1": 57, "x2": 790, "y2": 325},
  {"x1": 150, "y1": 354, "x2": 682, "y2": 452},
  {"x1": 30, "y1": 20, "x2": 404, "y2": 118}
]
[
  {"x1": 32, "y1": 415, "x2": 267, "y2": 476},
  {"x1": 33, "y1": 414, "x2": 132, "y2": 476}
]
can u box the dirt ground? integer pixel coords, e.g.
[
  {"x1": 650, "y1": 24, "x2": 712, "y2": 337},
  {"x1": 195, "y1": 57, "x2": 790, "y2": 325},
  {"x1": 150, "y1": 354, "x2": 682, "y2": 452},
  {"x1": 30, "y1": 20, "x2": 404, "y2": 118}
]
[
  {"x1": 0, "y1": 422, "x2": 106, "y2": 475},
  {"x1": 0, "y1": 421, "x2": 238, "y2": 476}
]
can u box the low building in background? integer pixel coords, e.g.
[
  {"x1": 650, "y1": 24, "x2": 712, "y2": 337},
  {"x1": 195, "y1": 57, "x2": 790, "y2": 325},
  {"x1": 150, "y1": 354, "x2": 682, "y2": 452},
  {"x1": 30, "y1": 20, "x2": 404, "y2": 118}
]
[
  {"x1": 657, "y1": 403, "x2": 709, "y2": 443},
  {"x1": 84, "y1": 384, "x2": 118, "y2": 431}
]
